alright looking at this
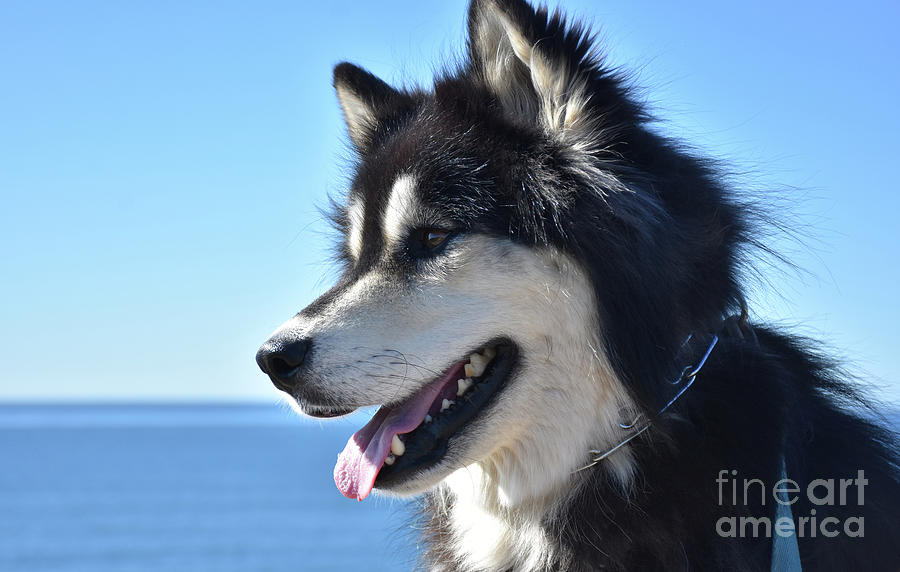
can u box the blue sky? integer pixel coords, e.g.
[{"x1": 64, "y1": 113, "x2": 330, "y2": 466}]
[{"x1": 1, "y1": 0, "x2": 898, "y2": 405}]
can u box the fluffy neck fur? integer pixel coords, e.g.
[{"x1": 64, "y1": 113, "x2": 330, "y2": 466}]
[{"x1": 422, "y1": 345, "x2": 636, "y2": 572}]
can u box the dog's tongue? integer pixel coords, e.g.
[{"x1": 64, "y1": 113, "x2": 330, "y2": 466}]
[{"x1": 333, "y1": 367, "x2": 461, "y2": 501}]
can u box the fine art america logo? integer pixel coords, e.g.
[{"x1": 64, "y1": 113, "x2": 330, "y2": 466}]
[{"x1": 715, "y1": 469, "x2": 867, "y2": 538}]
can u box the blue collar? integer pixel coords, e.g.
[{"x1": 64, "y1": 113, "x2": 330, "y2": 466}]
[{"x1": 578, "y1": 302, "x2": 803, "y2": 570}]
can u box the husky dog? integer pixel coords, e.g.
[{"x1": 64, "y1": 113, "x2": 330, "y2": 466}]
[{"x1": 256, "y1": 1, "x2": 900, "y2": 570}]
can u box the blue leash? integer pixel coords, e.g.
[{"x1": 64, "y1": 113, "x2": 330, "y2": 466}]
[
  {"x1": 579, "y1": 303, "x2": 803, "y2": 571},
  {"x1": 771, "y1": 456, "x2": 802, "y2": 572}
]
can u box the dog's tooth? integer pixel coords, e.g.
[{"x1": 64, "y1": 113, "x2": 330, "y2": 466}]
[
  {"x1": 391, "y1": 434, "x2": 405, "y2": 457},
  {"x1": 384, "y1": 454, "x2": 396, "y2": 466},
  {"x1": 425, "y1": 414, "x2": 432, "y2": 423},
  {"x1": 457, "y1": 378, "x2": 473, "y2": 396},
  {"x1": 483, "y1": 347, "x2": 497, "y2": 360},
  {"x1": 468, "y1": 353, "x2": 488, "y2": 377},
  {"x1": 464, "y1": 363, "x2": 476, "y2": 377},
  {"x1": 441, "y1": 398, "x2": 454, "y2": 412}
]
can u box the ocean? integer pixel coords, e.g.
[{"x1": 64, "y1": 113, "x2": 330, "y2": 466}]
[
  {"x1": 1, "y1": 404, "x2": 897, "y2": 572},
  {"x1": 0, "y1": 404, "x2": 418, "y2": 572}
]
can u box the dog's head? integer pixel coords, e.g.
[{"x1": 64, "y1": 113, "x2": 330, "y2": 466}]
[{"x1": 257, "y1": 0, "x2": 742, "y2": 505}]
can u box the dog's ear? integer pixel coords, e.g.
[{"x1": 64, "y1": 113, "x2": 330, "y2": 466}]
[
  {"x1": 333, "y1": 62, "x2": 410, "y2": 152},
  {"x1": 467, "y1": 0, "x2": 592, "y2": 134}
]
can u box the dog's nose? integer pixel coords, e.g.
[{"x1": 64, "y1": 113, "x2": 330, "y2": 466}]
[{"x1": 256, "y1": 338, "x2": 311, "y2": 393}]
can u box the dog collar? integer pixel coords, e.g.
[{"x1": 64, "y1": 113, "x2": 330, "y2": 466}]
[{"x1": 576, "y1": 302, "x2": 803, "y2": 571}]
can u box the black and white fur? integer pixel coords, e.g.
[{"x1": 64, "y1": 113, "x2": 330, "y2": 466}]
[{"x1": 257, "y1": 1, "x2": 900, "y2": 570}]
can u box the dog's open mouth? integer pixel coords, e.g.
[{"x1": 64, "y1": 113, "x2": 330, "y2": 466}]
[{"x1": 333, "y1": 340, "x2": 517, "y2": 500}]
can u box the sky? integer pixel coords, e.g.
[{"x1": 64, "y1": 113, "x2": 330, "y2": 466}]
[{"x1": 1, "y1": 0, "x2": 898, "y2": 405}]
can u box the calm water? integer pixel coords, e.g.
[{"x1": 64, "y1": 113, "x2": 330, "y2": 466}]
[
  {"x1": 0, "y1": 404, "x2": 418, "y2": 572},
  {"x1": 1, "y1": 404, "x2": 897, "y2": 572}
]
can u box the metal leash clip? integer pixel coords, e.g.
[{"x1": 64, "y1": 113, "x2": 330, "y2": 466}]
[
  {"x1": 574, "y1": 330, "x2": 721, "y2": 472},
  {"x1": 576, "y1": 299, "x2": 758, "y2": 473}
]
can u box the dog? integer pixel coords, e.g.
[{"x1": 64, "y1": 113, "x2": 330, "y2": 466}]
[{"x1": 256, "y1": 1, "x2": 900, "y2": 570}]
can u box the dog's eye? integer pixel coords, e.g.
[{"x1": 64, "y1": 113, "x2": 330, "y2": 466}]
[
  {"x1": 409, "y1": 227, "x2": 453, "y2": 258},
  {"x1": 423, "y1": 229, "x2": 449, "y2": 249}
]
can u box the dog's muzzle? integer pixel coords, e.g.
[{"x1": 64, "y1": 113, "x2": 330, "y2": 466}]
[{"x1": 255, "y1": 335, "x2": 311, "y2": 394}]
